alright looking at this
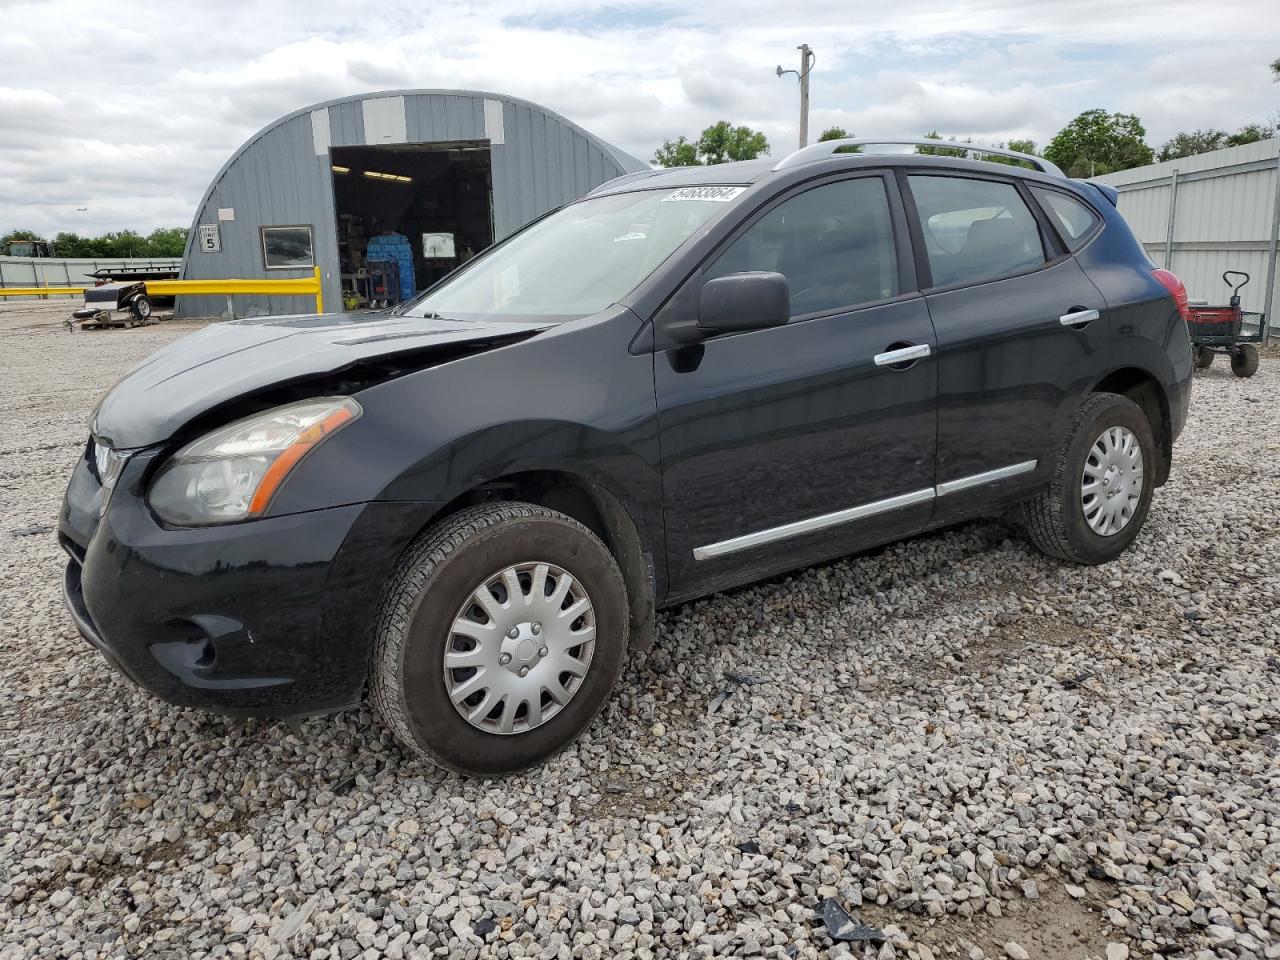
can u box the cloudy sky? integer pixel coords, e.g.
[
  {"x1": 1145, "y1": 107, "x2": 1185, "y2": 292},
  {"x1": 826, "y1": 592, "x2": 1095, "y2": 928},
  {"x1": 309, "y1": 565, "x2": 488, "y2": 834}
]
[{"x1": 2, "y1": 0, "x2": 1277, "y2": 236}]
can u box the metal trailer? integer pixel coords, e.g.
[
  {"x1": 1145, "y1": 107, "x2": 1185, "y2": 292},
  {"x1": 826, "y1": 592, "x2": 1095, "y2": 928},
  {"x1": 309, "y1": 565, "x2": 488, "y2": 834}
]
[
  {"x1": 66, "y1": 282, "x2": 156, "y2": 331},
  {"x1": 1188, "y1": 271, "x2": 1267, "y2": 377}
]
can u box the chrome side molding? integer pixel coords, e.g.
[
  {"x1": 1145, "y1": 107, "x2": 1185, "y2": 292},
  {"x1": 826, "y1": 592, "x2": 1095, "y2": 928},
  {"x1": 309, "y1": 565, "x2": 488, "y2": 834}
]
[
  {"x1": 935, "y1": 459, "x2": 1037, "y2": 496},
  {"x1": 692, "y1": 460, "x2": 1038, "y2": 559},
  {"x1": 692, "y1": 488, "x2": 935, "y2": 560}
]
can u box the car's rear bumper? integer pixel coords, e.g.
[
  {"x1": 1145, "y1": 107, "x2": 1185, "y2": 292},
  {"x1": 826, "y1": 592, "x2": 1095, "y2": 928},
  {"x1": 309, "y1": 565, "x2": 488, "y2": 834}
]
[{"x1": 60, "y1": 450, "x2": 442, "y2": 717}]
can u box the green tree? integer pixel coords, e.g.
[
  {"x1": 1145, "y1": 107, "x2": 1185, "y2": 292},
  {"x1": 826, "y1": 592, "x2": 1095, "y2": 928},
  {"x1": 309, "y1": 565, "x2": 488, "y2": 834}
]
[
  {"x1": 653, "y1": 135, "x2": 700, "y2": 167},
  {"x1": 5, "y1": 227, "x2": 189, "y2": 257},
  {"x1": 1158, "y1": 129, "x2": 1228, "y2": 161},
  {"x1": 817, "y1": 126, "x2": 861, "y2": 153},
  {"x1": 2, "y1": 228, "x2": 45, "y2": 244},
  {"x1": 696, "y1": 121, "x2": 769, "y2": 163},
  {"x1": 915, "y1": 130, "x2": 969, "y2": 158},
  {"x1": 652, "y1": 121, "x2": 769, "y2": 166},
  {"x1": 51, "y1": 232, "x2": 92, "y2": 257},
  {"x1": 1225, "y1": 122, "x2": 1276, "y2": 147},
  {"x1": 145, "y1": 227, "x2": 189, "y2": 257},
  {"x1": 983, "y1": 138, "x2": 1039, "y2": 168},
  {"x1": 1045, "y1": 109, "x2": 1153, "y2": 177}
]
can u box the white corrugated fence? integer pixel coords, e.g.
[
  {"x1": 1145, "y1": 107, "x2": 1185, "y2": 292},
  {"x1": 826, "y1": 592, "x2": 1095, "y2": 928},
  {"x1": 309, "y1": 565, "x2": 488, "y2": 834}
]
[{"x1": 1098, "y1": 138, "x2": 1280, "y2": 339}]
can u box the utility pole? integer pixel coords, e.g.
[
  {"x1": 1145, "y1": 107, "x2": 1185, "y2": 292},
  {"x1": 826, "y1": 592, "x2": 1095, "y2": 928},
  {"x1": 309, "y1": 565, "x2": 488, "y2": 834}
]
[
  {"x1": 797, "y1": 44, "x2": 813, "y2": 148},
  {"x1": 776, "y1": 44, "x2": 816, "y2": 148}
]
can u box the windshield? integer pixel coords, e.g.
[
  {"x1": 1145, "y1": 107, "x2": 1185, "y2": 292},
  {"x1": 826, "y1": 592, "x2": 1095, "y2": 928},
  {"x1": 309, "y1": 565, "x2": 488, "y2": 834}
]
[{"x1": 401, "y1": 186, "x2": 745, "y2": 321}]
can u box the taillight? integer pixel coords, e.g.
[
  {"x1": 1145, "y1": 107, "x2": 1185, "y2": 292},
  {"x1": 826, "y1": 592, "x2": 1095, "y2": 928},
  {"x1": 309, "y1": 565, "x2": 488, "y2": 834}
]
[{"x1": 1152, "y1": 268, "x2": 1189, "y2": 323}]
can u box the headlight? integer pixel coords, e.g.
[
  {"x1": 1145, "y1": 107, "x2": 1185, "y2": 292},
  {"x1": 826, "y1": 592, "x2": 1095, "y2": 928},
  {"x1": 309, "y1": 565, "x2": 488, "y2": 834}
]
[{"x1": 148, "y1": 397, "x2": 361, "y2": 526}]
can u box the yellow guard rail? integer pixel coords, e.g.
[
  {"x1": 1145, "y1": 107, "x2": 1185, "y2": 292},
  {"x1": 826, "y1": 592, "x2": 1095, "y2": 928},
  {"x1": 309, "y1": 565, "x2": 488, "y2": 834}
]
[
  {"x1": 145, "y1": 267, "x2": 324, "y2": 313},
  {"x1": 1, "y1": 267, "x2": 324, "y2": 313}
]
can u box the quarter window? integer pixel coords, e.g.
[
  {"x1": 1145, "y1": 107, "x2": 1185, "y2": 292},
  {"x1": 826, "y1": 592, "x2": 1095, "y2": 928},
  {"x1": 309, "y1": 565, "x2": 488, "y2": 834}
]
[
  {"x1": 908, "y1": 176, "x2": 1046, "y2": 288},
  {"x1": 707, "y1": 177, "x2": 899, "y2": 317},
  {"x1": 1032, "y1": 187, "x2": 1100, "y2": 250}
]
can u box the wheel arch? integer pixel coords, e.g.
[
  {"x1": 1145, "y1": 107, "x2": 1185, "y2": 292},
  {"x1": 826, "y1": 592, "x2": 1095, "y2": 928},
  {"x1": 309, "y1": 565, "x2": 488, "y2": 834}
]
[
  {"x1": 424, "y1": 468, "x2": 657, "y2": 652},
  {"x1": 1091, "y1": 366, "x2": 1172, "y2": 486}
]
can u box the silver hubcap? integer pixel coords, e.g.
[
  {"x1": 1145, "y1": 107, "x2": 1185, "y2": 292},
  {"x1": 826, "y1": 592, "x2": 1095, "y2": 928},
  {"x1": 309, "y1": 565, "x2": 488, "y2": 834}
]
[
  {"x1": 1082, "y1": 425, "x2": 1143, "y2": 536},
  {"x1": 443, "y1": 561, "x2": 595, "y2": 735}
]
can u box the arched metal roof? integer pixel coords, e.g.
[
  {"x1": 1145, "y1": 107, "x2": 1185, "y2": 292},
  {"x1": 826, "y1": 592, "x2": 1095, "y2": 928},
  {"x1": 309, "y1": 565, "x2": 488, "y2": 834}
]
[
  {"x1": 178, "y1": 89, "x2": 649, "y2": 316},
  {"x1": 187, "y1": 89, "x2": 646, "y2": 231}
]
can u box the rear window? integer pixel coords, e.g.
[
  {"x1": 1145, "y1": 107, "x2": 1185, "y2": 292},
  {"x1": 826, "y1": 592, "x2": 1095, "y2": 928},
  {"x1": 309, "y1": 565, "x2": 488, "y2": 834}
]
[
  {"x1": 1032, "y1": 187, "x2": 1100, "y2": 250},
  {"x1": 908, "y1": 175, "x2": 1046, "y2": 288}
]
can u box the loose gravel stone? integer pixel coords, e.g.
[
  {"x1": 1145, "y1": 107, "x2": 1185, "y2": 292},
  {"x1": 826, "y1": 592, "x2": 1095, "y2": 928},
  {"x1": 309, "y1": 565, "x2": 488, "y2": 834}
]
[{"x1": 1, "y1": 304, "x2": 1278, "y2": 959}]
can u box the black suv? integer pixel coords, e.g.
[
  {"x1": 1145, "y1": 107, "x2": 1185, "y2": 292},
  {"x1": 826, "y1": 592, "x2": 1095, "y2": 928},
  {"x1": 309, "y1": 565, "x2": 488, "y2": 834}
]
[{"x1": 61, "y1": 139, "x2": 1193, "y2": 775}]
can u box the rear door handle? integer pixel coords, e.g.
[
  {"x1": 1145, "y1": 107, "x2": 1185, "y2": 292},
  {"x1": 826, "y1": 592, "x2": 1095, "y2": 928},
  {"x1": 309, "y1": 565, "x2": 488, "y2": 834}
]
[
  {"x1": 1060, "y1": 308, "x2": 1100, "y2": 327},
  {"x1": 874, "y1": 343, "x2": 931, "y2": 367}
]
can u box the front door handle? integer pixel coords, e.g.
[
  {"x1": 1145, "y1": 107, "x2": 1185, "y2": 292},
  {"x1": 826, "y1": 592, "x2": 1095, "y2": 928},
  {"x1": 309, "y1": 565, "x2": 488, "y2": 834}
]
[
  {"x1": 874, "y1": 343, "x2": 931, "y2": 367},
  {"x1": 1060, "y1": 308, "x2": 1100, "y2": 327}
]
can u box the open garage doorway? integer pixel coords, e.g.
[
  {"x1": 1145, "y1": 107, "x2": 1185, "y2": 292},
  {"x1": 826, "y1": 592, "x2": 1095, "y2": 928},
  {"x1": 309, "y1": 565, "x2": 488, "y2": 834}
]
[{"x1": 329, "y1": 141, "x2": 493, "y2": 310}]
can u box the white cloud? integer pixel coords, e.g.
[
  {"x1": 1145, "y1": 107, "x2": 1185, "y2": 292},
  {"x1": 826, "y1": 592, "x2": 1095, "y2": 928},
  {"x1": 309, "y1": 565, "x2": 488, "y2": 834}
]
[{"x1": 1, "y1": 0, "x2": 1278, "y2": 236}]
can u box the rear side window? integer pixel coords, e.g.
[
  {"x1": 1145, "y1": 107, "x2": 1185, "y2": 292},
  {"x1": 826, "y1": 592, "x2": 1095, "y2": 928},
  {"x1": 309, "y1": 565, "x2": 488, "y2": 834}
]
[
  {"x1": 908, "y1": 175, "x2": 1046, "y2": 288},
  {"x1": 707, "y1": 177, "x2": 899, "y2": 317},
  {"x1": 1032, "y1": 187, "x2": 1100, "y2": 250}
]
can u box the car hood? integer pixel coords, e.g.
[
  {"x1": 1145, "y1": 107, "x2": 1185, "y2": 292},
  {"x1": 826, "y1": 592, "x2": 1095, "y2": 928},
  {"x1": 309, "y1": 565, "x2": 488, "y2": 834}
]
[{"x1": 92, "y1": 311, "x2": 554, "y2": 449}]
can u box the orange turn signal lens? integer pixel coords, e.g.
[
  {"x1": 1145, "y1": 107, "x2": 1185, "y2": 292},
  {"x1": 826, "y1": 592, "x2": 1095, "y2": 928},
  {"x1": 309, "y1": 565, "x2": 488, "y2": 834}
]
[{"x1": 247, "y1": 405, "x2": 358, "y2": 515}]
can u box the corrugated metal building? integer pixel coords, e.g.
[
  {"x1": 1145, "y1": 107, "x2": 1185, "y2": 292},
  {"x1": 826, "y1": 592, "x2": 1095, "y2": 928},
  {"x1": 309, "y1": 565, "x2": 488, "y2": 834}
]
[
  {"x1": 1098, "y1": 138, "x2": 1280, "y2": 336},
  {"x1": 178, "y1": 90, "x2": 648, "y2": 318}
]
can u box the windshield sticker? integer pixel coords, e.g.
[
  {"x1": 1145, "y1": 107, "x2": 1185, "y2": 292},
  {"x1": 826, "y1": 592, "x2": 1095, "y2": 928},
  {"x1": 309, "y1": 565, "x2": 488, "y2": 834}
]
[
  {"x1": 613, "y1": 231, "x2": 648, "y2": 243},
  {"x1": 661, "y1": 186, "x2": 746, "y2": 203}
]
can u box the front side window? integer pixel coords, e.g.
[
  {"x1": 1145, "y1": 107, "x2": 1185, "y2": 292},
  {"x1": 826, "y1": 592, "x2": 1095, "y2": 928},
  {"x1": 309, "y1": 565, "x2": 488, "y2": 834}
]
[
  {"x1": 1032, "y1": 187, "x2": 1100, "y2": 250},
  {"x1": 706, "y1": 177, "x2": 899, "y2": 316},
  {"x1": 261, "y1": 226, "x2": 315, "y2": 270},
  {"x1": 402, "y1": 187, "x2": 741, "y2": 321},
  {"x1": 908, "y1": 176, "x2": 1046, "y2": 288}
]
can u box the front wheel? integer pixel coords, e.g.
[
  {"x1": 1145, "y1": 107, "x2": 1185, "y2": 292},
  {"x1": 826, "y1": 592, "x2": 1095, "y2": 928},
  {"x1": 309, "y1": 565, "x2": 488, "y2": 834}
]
[
  {"x1": 1018, "y1": 393, "x2": 1156, "y2": 564},
  {"x1": 1194, "y1": 346, "x2": 1214, "y2": 369},
  {"x1": 1231, "y1": 344, "x2": 1259, "y2": 377},
  {"x1": 370, "y1": 502, "x2": 629, "y2": 775}
]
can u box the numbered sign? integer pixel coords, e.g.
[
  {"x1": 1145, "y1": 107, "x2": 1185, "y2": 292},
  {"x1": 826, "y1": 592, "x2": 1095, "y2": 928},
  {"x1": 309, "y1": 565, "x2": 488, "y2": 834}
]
[{"x1": 198, "y1": 224, "x2": 221, "y2": 253}]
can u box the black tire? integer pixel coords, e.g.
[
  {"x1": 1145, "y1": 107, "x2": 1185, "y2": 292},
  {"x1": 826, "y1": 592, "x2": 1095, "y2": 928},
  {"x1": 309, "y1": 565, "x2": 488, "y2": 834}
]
[
  {"x1": 130, "y1": 295, "x2": 152, "y2": 322},
  {"x1": 1018, "y1": 393, "x2": 1157, "y2": 565},
  {"x1": 370, "y1": 502, "x2": 629, "y2": 775},
  {"x1": 1194, "y1": 346, "x2": 1215, "y2": 369},
  {"x1": 1230, "y1": 344, "x2": 1259, "y2": 378}
]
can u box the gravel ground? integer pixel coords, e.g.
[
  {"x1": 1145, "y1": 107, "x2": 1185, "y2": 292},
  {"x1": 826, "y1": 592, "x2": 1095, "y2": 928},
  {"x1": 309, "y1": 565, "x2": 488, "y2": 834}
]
[{"x1": 1, "y1": 301, "x2": 1278, "y2": 960}]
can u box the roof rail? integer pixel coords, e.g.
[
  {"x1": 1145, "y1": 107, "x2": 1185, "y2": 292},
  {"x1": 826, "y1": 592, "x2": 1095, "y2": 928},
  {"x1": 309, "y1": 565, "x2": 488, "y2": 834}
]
[
  {"x1": 772, "y1": 138, "x2": 1065, "y2": 178},
  {"x1": 585, "y1": 169, "x2": 667, "y2": 196}
]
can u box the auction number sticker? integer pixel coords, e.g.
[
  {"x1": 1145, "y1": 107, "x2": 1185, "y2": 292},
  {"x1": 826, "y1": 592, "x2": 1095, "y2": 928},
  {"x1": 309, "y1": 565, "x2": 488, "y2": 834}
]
[{"x1": 662, "y1": 186, "x2": 747, "y2": 203}]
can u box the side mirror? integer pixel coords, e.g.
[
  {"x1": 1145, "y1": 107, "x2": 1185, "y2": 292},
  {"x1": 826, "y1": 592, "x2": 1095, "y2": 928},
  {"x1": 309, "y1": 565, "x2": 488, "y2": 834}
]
[{"x1": 697, "y1": 272, "x2": 790, "y2": 335}]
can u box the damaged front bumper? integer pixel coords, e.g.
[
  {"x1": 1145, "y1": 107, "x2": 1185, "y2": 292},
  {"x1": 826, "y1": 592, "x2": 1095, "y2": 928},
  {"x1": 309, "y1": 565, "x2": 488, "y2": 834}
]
[{"x1": 59, "y1": 445, "x2": 442, "y2": 717}]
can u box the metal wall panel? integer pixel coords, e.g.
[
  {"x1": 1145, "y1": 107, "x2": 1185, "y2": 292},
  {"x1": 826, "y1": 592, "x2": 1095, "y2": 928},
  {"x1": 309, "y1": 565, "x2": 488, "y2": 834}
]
[
  {"x1": 361, "y1": 96, "x2": 407, "y2": 145},
  {"x1": 180, "y1": 90, "x2": 647, "y2": 317}
]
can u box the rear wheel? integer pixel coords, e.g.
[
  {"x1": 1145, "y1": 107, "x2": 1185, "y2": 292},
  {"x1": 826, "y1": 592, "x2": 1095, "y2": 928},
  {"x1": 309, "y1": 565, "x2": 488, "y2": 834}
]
[
  {"x1": 1194, "y1": 346, "x2": 1215, "y2": 369},
  {"x1": 371, "y1": 502, "x2": 629, "y2": 775},
  {"x1": 1230, "y1": 344, "x2": 1259, "y2": 377},
  {"x1": 1019, "y1": 393, "x2": 1156, "y2": 564}
]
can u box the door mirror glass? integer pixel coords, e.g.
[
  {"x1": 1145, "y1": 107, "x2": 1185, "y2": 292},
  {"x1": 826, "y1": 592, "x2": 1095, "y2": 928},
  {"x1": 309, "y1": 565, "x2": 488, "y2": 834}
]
[{"x1": 697, "y1": 271, "x2": 790, "y2": 335}]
